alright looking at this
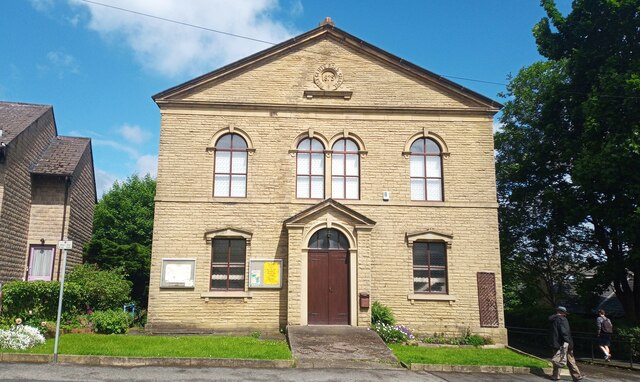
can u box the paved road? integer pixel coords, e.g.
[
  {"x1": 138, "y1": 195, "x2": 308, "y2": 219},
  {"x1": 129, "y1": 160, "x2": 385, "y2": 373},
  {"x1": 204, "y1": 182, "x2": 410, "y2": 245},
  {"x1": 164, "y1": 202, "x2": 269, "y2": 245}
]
[{"x1": 0, "y1": 363, "x2": 638, "y2": 382}]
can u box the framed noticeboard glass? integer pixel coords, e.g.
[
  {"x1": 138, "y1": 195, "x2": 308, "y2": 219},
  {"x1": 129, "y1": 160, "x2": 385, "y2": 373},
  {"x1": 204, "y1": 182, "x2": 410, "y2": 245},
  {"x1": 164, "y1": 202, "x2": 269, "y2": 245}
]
[
  {"x1": 160, "y1": 258, "x2": 196, "y2": 288},
  {"x1": 249, "y1": 259, "x2": 283, "y2": 288}
]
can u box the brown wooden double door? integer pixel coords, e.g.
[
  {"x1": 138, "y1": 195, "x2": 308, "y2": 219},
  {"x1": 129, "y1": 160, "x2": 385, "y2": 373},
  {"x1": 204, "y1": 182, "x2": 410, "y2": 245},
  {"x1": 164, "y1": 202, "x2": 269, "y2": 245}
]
[{"x1": 308, "y1": 250, "x2": 349, "y2": 325}]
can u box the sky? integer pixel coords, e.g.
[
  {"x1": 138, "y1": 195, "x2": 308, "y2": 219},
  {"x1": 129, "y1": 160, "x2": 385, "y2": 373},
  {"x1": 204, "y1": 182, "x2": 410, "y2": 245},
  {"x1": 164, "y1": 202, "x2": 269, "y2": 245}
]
[{"x1": 1, "y1": 0, "x2": 572, "y2": 198}]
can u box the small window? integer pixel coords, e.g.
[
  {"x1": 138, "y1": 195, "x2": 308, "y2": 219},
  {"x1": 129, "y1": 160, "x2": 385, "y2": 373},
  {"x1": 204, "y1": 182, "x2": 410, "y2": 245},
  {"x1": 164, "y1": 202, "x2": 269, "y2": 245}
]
[
  {"x1": 413, "y1": 242, "x2": 447, "y2": 294},
  {"x1": 410, "y1": 138, "x2": 443, "y2": 201},
  {"x1": 331, "y1": 139, "x2": 359, "y2": 199},
  {"x1": 297, "y1": 138, "x2": 324, "y2": 199},
  {"x1": 211, "y1": 238, "x2": 246, "y2": 290},
  {"x1": 27, "y1": 245, "x2": 56, "y2": 281},
  {"x1": 214, "y1": 134, "x2": 248, "y2": 197}
]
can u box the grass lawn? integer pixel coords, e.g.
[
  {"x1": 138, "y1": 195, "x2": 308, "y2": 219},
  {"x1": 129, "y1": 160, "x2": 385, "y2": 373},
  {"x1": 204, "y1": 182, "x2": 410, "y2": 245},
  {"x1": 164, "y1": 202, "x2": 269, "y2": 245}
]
[
  {"x1": 2, "y1": 334, "x2": 291, "y2": 360},
  {"x1": 389, "y1": 345, "x2": 549, "y2": 368}
]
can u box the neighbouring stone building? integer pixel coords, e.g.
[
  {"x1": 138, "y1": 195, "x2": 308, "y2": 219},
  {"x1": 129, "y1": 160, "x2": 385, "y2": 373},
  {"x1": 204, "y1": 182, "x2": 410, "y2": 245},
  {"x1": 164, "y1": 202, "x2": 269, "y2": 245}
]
[
  {"x1": 147, "y1": 21, "x2": 505, "y2": 342},
  {"x1": 0, "y1": 101, "x2": 96, "y2": 283}
]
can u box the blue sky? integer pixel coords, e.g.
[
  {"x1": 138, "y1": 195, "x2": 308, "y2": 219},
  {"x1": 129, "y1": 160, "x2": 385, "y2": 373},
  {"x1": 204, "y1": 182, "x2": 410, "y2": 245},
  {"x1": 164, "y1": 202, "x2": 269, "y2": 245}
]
[{"x1": 1, "y1": 0, "x2": 571, "y2": 197}]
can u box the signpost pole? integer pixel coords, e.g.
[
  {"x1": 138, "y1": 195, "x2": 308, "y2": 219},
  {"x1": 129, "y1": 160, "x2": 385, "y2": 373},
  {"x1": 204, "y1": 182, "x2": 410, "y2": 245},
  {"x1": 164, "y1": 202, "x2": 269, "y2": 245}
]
[{"x1": 53, "y1": 240, "x2": 72, "y2": 363}]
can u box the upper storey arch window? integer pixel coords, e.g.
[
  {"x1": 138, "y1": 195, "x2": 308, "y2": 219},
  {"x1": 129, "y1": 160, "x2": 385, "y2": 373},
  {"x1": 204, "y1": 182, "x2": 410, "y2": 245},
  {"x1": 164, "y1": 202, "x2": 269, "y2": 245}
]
[
  {"x1": 410, "y1": 138, "x2": 443, "y2": 201},
  {"x1": 296, "y1": 138, "x2": 325, "y2": 199},
  {"x1": 214, "y1": 133, "x2": 248, "y2": 197},
  {"x1": 331, "y1": 139, "x2": 359, "y2": 200}
]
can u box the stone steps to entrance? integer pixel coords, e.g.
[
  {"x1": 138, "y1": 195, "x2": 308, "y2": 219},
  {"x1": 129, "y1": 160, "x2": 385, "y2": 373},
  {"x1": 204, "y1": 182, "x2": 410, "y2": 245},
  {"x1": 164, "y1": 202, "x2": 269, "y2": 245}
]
[{"x1": 287, "y1": 325, "x2": 401, "y2": 369}]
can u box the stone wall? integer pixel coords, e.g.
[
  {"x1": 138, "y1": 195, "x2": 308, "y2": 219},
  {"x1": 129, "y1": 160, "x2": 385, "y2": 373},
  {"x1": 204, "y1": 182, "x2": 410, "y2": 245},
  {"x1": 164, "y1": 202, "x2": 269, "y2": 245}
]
[
  {"x1": 0, "y1": 110, "x2": 56, "y2": 283},
  {"x1": 27, "y1": 176, "x2": 66, "y2": 279},
  {"x1": 66, "y1": 146, "x2": 96, "y2": 272}
]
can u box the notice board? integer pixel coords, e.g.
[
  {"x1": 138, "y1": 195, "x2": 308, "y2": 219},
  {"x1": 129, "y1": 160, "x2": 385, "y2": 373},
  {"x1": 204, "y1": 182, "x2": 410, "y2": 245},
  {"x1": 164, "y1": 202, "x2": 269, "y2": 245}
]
[
  {"x1": 160, "y1": 258, "x2": 196, "y2": 288},
  {"x1": 249, "y1": 259, "x2": 283, "y2": 288}
]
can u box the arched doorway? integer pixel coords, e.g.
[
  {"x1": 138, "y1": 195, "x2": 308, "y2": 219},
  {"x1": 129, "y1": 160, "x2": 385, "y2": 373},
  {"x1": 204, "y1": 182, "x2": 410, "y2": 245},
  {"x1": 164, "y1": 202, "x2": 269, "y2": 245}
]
[{"x1": 307, "y1": 228, "x2": 350, "y2": 325}]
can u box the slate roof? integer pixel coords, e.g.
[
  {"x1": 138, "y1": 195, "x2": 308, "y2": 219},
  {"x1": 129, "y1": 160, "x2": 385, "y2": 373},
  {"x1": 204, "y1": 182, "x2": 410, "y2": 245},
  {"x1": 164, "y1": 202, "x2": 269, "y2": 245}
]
[
  {"x1": 0, "y1": 101, "x2": 52, "y2": 145},
  {"x1": 30, "y1": 136, "x2": 91, "y2": 176}
]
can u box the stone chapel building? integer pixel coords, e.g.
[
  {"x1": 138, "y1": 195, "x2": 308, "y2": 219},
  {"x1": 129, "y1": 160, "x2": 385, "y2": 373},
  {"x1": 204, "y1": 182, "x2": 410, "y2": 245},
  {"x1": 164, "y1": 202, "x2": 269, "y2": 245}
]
[{"x1": 147, "y1": 21, "x2": 505, "y2": 342}]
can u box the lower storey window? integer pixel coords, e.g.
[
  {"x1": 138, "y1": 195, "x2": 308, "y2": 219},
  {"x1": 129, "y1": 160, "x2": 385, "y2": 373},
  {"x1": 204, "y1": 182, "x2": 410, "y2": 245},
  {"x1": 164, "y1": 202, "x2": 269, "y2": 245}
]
[
  {"x1": 211, "y1": 238, "x2": 246, "y2": 290},
  {"x1": 413, "y1": 242, "x2": 447, "y2": 293}
]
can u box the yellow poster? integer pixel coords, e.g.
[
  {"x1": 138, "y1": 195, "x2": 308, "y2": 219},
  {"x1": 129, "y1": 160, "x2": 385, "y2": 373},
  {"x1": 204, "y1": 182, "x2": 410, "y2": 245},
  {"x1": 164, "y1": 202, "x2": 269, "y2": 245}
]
[{"x1": 263, "y1": 262, "x2": 280, "y2": 285}]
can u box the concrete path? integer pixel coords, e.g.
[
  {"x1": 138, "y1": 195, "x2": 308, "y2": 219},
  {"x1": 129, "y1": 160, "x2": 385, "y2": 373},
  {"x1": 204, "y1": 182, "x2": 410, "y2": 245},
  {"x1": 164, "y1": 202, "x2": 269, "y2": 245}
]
[{"x1": 287, "y1": 325, "x2": 400, "y2": 369}]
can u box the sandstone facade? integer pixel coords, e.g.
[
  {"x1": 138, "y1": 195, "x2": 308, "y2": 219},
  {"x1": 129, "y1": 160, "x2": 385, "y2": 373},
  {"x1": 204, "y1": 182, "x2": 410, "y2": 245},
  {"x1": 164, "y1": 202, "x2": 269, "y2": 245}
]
[{"x1": 148, "y1": 24, "x2": 505, "y2": 342}]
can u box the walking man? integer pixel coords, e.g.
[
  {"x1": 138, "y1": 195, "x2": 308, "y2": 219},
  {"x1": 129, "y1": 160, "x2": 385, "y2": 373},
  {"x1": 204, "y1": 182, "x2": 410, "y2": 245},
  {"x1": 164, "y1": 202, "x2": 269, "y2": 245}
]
[
  {"x1": 596, "y1": 309, "x2": 613, "y2": 361},
  {"x1": 549, "y1": 306, "x2": 584, "y2": 381}
]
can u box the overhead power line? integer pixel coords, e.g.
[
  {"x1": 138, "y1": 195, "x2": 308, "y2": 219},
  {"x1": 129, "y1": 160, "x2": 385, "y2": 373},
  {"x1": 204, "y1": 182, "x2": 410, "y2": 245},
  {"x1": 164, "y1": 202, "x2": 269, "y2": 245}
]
[
  {"x1": 80, "y1": 0, "x2": 510, "y2": 88},
  {"x1": 80, "y1": 0, "x2": 277, "y2": 45},
  {"x1": 78, "y1": 0, "x2": 640, "y2": 99}
]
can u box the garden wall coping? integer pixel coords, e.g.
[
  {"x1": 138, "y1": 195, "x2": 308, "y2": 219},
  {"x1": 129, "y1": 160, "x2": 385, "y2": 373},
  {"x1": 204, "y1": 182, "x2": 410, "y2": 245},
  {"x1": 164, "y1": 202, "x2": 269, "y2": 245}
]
[{"x1": 0, "y1": 353, "x2": 294, "y2": 368}]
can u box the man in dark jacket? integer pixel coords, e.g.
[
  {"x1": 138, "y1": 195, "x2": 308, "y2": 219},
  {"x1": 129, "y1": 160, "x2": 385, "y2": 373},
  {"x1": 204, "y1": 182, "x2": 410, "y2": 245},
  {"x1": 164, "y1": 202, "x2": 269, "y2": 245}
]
[{"x1": 549, "y1": 306, "x2": 584, "y2": 381}]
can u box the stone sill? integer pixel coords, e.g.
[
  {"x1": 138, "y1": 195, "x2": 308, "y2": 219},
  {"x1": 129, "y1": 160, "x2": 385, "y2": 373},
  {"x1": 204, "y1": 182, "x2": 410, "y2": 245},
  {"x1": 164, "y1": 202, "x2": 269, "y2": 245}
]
[
  {"x1": 407, "y1": 293, "x2": 456, "y2": 302},
  {"x1": 200, "y1": 291, "x2": 253, "y2": 299}
]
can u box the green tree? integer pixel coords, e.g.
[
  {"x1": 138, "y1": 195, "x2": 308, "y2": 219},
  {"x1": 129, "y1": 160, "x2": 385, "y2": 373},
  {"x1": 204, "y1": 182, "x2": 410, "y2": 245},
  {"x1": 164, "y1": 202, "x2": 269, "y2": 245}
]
[
  {"x1": 497, "y1": 61, "x2": 593, "y2": 311},
  {"x1": 84, "y1": 174, "x2": 156, "y2": 308},
  {"x1": 498, "y1": 0, "x2": 640, "y2": 321}
]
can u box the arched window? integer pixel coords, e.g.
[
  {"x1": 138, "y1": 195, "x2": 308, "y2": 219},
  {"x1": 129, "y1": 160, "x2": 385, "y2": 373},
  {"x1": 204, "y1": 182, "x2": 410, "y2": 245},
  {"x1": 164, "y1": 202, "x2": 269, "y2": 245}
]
[
  {"x1": 308, "y1": 228, "x2": 349, "y2": 250},
  {"x1": 214, "y1": 134, "x2": 247, "y2": 197},
  {"x1": 297, "y1": 138, "x2": 324, "y2": 199},
  {"x1": 410, "y1": 138, "x2": 443, "y2": 201},
  {"x1": 331, "y1": 139, "x2": 359, "y2": 199}
]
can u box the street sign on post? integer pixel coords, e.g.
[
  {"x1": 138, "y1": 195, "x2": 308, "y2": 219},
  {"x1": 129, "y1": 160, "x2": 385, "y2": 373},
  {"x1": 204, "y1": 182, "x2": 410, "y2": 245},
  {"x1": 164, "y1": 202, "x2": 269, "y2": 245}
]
[
  {"x1": 58, "y1": 240, "x2": 73, "y2": 250},
  {"x1": 53, "y1": 240, "x2": 72, "y2": 363}
]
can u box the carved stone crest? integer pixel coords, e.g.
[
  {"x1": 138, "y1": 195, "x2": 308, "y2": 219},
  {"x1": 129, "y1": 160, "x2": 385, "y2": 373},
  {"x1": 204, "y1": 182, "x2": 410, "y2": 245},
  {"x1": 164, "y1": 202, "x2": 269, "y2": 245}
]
[{"x1": 313, "y1": 63, "x2": 343, "y2": 91}]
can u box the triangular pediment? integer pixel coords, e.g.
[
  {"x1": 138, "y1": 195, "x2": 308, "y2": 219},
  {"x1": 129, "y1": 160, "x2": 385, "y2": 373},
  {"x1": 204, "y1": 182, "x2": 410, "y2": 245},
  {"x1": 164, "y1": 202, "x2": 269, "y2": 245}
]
[
  {"x1": 284, "y1": 199, "x2": 375, "y2": 228},
  {"x1": 153, "y1": 25, "x2": 501, "y2": 113}
]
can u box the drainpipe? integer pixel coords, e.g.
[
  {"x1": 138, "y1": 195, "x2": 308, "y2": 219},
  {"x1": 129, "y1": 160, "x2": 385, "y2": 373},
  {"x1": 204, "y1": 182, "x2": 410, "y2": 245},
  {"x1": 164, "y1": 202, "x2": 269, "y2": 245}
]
[{"x1": 56, "y1": 176, "x2": 71, "y2": 281}]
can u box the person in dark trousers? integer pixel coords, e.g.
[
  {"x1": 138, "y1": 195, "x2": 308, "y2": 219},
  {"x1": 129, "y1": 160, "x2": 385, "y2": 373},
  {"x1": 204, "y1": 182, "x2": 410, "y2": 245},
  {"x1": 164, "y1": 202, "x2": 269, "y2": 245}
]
[
  {"x1": 596, "y1": 309, "x2": 612, "y2": 361},
  {"x1": 549, "y1": 306, "x2": 584, "y2": 381}
]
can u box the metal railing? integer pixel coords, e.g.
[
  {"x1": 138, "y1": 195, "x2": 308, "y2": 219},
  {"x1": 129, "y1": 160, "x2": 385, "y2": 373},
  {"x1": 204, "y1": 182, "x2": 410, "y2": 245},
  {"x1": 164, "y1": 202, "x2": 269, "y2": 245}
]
[{"x1": 507, "y1": 326, "x2": 637, "y2": 369}]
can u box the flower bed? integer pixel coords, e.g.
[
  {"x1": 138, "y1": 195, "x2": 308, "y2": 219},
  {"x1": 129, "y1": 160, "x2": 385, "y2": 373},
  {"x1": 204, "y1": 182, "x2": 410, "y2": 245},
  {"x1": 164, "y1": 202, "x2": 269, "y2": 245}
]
[{"x1": 0, "y1": 325, "x2": 46, "y2": 351}]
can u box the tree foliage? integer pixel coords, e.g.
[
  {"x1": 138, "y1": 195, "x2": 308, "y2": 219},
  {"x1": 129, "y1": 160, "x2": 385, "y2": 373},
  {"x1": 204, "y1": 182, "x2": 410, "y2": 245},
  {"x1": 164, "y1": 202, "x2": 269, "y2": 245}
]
[
  {"x1": 84, "y1": 174, "x2": 156, "y2": 307},
  {"x1": 498, "y1": 0, "x2": 640, "y2": 320}
]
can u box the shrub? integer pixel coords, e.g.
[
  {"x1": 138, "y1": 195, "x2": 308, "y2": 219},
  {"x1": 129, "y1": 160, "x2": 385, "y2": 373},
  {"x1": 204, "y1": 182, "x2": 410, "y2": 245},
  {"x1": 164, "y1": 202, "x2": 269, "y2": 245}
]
[
  {"x1": 91, "y1": 310, "x2": 131, "y2": 334},
  {"x1": 66, "y1": 264, "x2": 132, "y2": 311},
  {"x1": 1, "y1": 281, "x2": 83, "y2": 320},
  {"x1": 617, "y1": 326, "x2": 640, "y2": 360},
  {"x1": 1, "y1": 266, "x2": 132, "y2": 322},
  {"x1": 372, "y1": 322, "x2": 415, "y2": 344},
  {"x1": 0, "y1": 316, "x2": 17, "y2": 330},
  {"x1": 0, "y1": 325, "x2": 45, "y2": 350},
  {"x1": 371, "y1": 301, "x2": 395, "y2": 325}
]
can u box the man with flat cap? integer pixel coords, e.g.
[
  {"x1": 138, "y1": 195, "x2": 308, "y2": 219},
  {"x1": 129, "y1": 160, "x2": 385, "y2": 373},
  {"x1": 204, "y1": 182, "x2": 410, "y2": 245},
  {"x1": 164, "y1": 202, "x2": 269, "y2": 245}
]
[{"x1": 549, "y1": 306, "x2": 584, "y2": 381}]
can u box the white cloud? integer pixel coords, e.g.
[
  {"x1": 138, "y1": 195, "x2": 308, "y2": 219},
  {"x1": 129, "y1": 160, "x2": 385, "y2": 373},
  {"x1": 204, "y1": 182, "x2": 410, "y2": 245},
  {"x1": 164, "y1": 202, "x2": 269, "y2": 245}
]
[
  {"x1": 493, "y1": 120, "x2": 503, "y2": 133},
  {"x1": 287, "y1": 0, "x2": 303, "y2": 17},
  {"x1": 30, "y1": 0, "x2": 54, "y2": 12},
  {"x1": 135, "y1": 154, "x2": 158, "y2": 177},
  {"x1": 92, "y1": 138, "x2": 140, "y2": 158},
  {"x1": 94, "y1": 168, "x2": 119, "y2": 198},
  {"x1": 119, "y1": 124, "x2": 152, "y2": 144},
  {"x1": 41, "y1": 51, "x2": 80, "y2": 78},
  {"x1": 70, "y1": 0, "x2": 296, "y2": 77}
]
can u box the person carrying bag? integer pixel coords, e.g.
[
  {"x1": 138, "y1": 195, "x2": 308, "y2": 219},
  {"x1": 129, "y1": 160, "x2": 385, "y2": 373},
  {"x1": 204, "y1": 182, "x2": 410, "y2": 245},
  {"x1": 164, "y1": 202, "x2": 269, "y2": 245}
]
[{"x1": 597, "y1": 309, "x2": 613, "y2": 361}]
